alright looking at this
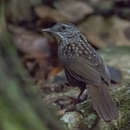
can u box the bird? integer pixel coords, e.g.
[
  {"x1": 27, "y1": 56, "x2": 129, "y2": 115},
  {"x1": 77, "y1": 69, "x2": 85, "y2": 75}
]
[{"x1": 42, "y1": 23, "x2": 119, "y2": 122}]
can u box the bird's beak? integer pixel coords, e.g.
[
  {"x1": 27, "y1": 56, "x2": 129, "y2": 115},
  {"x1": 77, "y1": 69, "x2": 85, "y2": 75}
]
[
  {"x1": 42, "y1": 28, "x2": 53, "y2": 33},
  {"x1": 42, "y1": 28, "x2": 61, "y2": 41}
]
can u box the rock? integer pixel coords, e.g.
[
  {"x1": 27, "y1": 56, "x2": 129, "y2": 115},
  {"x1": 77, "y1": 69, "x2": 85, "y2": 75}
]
[
  {"x1": 61, "y1": 112, "x2": 83, "y2": 130},
  {"x1": 88, "y1": 0, "x2": 113, "y2": 11},
  {"x1": 54, "y1": 0, "x2": 93, "y2": 23},
  {"x1": 6, "y1": 0, "x2": 33, "y2": 22},
  {"x1": 100, "y1": 46, "x2": 130, "y2": 79},
  {"x1": 10, "y1": 25, "x2": 50, "y2": 58},
  {"x1": 35, "y1": 5, "x2": 67, "y2": 22}
]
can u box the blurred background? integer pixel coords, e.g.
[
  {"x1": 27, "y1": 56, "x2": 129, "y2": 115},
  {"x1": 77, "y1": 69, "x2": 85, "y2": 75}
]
[{"x1": 0, "y1": 0, "x2": 130, "y2": 130}]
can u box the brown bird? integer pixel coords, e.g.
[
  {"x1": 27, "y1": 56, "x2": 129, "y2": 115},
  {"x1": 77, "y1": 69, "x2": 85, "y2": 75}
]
[{"x1": 42, "y1": 23, "x2": 119, "y2": 122}]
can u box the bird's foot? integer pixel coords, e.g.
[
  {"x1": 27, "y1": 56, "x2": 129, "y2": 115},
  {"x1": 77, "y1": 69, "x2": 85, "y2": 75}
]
[{"x1": 54, "y1": 95, "x2": 87, "y2": 116}]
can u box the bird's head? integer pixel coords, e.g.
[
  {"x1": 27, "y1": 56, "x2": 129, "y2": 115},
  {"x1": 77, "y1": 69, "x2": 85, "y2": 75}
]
[{"x1": 42, "y1": 23, "x2": 80, "y2": 42}]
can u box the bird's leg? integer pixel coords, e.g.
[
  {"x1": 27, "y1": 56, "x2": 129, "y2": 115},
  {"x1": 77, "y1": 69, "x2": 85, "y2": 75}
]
[
  {"x1": 64, "y1": 69, "x2": 88, "y2": 103},
  {"x1": 54, "y1": 88, "x2": 87, "y2": 116},
  {"x1": 54, "y1": 88, "x2": 87, "y2": 108},
  {"x1": 55, "y1": 87, "x2": 88, "y2": 108},
  {"x1": 70, "y1": 87, "x2": 88, "y2": 104},
  {"x1": 54, "y1": 96, "x2": 84, "y2": 116},
  {"x1": 77, "y1": 87, "x2": 88, "y2": 103}
]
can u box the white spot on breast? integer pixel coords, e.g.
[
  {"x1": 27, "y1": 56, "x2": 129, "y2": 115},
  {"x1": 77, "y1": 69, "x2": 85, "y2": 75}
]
[
  {"x1": 75, "y1": 47, "x2": 79, "y2": 52},
  {"x1": 68, "y1": 46, "x2": 71, "y2": 50},
  {"x1": 78, "y1": 50, "x2": 83, "y2": 55},
  {"x1": 93, "y1": 54, "x2": 96, "y2": 57},
  {"x1": 84, "y1": 51, "x2": 88, "y2": 54}
]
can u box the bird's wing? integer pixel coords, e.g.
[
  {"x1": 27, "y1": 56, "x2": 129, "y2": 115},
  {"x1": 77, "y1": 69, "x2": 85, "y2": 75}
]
[
  {"x1": 63, "y1": 56, "x2": 103, "y2": 85},
  {"x1": 82, "y1": 50, "x2": 111, "y2": 85}
]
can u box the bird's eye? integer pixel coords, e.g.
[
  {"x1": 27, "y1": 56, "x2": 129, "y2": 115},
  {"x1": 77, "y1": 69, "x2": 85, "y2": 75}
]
[{"x1": 60, "y1": 25, "x2": 66, "y2": 31}]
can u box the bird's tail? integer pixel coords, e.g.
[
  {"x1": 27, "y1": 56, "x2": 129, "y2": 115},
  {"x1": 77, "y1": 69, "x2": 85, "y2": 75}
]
[
  {"x1": 87, "y1": 84, "x2": 118, "y2": 122},
  {"x1": 107, "y1": 65, "x2": 122, "y2": 84}
]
